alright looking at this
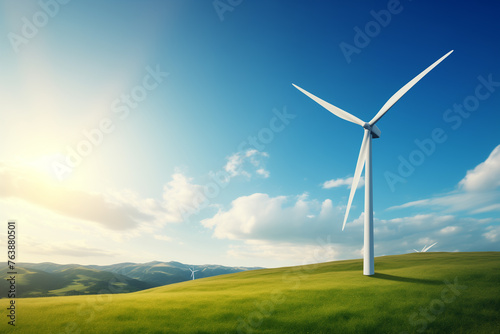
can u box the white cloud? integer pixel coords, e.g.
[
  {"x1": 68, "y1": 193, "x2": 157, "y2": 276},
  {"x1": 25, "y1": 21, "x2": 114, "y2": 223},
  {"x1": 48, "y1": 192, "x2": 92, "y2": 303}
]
[
  {"x1": 154, "y1": 235, "x2": 173, "y2": 242},
  {"x1": 201, "y1": 193, "x2": 347, "y2": 242},
  {"x1": 200, "y1": 188, "x2": 500, "y2": 262},
  {"x1": 439, "y1": 226, "x2": 461, "y2": 235},
  {"x1": 389, "y1": 192, "x2": 500, "y2": 214},
  {"x1": 24, "y1": 238, "x2": 117, "y2": 258},
  {"x1": 202, "y1": 145, "x2": 500, "y2": 265},
  {"x1": 390, "y1": 145, "x2": 500, "y2": 215},
  {"x1": 0, "y1": 162, "x2": 156, "y2": 231},
  {"x1": 483, "y1": 225, "x2": 500, "y2": 242},
  {"x1": 224, "y1": 149, "x2": 270, "y2": 179},
  {"x1": 459, "y1": 145, "x2": 500, "y2": 192},
  {"x1": 323, "y1": 176, "x2": 364, "y2": 189},
  {"x1": 471, "y1": 204, "x2": 500, "y2": 214},
  {"x1": 202, "y1": 192, "x2": 481, "y2": 246},
  {"x1": 224, "y1": 152, "x2": 247, "y2": 177},
  {"x1": 375, "y1": 214, "x2": 499, "y2": 254},
  {"x1": 0, "y1": 161, "x2": 215, "y2": 234},
  {"x1": 161, "y1": 172, "x2": 209, "y2": 222},
  {"x1": 256, "y1": 168, "x2": 270, "y2": 178},
  {"x1": 416, "y1": 237, "x2": 435, "y2": 246},
  {"x1": 388, "y1": 199, "x2": 430, "y2": 210}
]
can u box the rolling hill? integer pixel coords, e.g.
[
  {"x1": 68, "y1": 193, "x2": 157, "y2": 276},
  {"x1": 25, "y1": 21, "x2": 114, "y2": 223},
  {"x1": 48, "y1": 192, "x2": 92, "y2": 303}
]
[
  {"x1": 0, "y1": 266, "x2": 153, "y2": 298},
  {"x1": 1, "y1": 252, "x2": 498, "y2": 333}
]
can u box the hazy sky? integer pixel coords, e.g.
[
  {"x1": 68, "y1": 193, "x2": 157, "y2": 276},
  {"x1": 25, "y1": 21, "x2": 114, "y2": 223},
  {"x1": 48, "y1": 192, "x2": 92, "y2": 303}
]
[{"x1": 0, "y1": 0, "x2": 499, "y2": 268}]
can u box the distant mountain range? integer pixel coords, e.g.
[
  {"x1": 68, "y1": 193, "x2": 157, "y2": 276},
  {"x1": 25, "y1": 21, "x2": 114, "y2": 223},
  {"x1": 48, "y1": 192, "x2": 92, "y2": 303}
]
[
  {"x1": 0, "y1": 261, "x2": 261, "y2": 298},
  {"x1": 0, "y1": 265, "x2": 153, "y2": 298},
  {"x1": 89, "y1": 261, "x2": 262, "y2": 286}
]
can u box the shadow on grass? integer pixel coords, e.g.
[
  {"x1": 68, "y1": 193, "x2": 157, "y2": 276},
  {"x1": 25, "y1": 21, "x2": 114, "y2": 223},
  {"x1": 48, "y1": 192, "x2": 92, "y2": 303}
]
[{"x1": 370, "y1": 273, "x2": 442, "y2": 285}]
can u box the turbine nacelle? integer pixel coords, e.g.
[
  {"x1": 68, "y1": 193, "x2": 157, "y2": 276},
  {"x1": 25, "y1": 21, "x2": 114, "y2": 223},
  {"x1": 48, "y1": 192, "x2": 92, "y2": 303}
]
[{"x1": 364, "y1": 123, "x2": 381, "y2": 138}]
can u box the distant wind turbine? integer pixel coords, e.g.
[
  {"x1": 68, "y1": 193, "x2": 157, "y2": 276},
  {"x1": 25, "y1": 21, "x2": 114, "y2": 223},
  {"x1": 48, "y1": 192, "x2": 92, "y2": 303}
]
[
  {"x1": 293, "y1": 51, "x2": 453, "y2": 276},
  {"x1": 189, "y1": 267, "x2": 198, "y2": 280},
  {"x1": 414, "y1": 242, "x2": 438, "y2": 253}
]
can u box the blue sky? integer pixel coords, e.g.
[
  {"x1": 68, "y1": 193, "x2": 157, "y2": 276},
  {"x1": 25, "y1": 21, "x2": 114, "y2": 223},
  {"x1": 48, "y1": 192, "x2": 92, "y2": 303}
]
[{"x1": 0, "y1": 0, "x2": 499, "y2": 268}]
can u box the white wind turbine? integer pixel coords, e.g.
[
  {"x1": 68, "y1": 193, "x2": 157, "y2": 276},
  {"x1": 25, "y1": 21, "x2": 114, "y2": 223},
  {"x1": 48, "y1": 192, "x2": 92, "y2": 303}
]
[
  {"x1": 189, "y1": 267, "x2": 198, "y2": 280},
  {"x1": 293, "y1": 50, "x2": 453, "y2": 276},
  {"x1": 413, "y1": 242, "x2": 438, "y2": 253}
]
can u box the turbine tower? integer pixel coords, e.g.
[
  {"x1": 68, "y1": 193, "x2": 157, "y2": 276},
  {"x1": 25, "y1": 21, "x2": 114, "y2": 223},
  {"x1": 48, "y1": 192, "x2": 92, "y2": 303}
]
[
  {"x1": 293, "y1": 51, "x2": 453, "y2": 275},
  {"x1": 189, "y1": 267, "x2": 198, "y2": 280}
]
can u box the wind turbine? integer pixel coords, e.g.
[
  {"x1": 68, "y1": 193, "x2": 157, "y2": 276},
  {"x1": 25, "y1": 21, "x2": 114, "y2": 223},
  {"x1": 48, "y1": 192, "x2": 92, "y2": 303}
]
[
  {"x1": 189, "y1": 267, "x2": 198, "y2": 280},
  {"x1": 293, "y1": 51, "x2": 453, "y2": 276},
  {"x1": 414, "y1": 242, "x2": 438, "y2": 253}
]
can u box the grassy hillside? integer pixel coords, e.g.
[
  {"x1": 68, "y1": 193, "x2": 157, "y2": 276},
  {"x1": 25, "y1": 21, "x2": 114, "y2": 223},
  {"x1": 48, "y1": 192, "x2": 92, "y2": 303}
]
[
  {"x1": 0, "y1": 266, "x2": 153, "y2": 298},
  {"x1": 2, "y1": 252, "x2": 499, "y2": 333}
]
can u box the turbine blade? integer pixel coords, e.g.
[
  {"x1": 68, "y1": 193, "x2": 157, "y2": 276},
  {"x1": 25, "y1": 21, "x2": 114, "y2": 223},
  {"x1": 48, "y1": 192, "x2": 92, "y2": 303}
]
[
  {"x1": 424, "y1": 242, "x2": 437, "y2": 252},
  {"x1": 421, "y1": 245, "x2": 427, "y2": 252},
  {"x1": 342, "y1": 130, "x2": 369, "y2": 230},
  {"x1": 413, "y1": 249, "x2": 419, "y2": 253},
  {"x1": 369, "y1": 50, "x2": 453, "y2": 126},
  {"x1": 293, "y1": 84, "x2": 365, "y2": 126}
]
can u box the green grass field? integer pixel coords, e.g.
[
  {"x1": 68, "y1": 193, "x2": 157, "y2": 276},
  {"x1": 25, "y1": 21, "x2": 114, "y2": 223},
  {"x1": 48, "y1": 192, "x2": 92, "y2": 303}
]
[{"x1": 2, "y1": 252, "x2": 499, "y2": 333}]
